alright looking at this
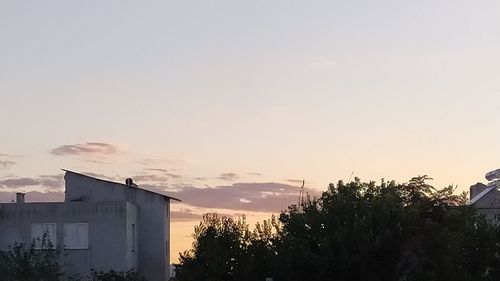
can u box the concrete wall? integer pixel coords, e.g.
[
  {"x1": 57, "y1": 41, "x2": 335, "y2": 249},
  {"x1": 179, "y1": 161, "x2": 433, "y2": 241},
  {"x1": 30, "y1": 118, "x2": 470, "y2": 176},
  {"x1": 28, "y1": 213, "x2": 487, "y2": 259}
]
[
  {"x1": 64, "y1": 171, "x2": 170, "y2": 281},
  {"x1": 0, "y1": 201, "x2": 137, "y2": 279}
]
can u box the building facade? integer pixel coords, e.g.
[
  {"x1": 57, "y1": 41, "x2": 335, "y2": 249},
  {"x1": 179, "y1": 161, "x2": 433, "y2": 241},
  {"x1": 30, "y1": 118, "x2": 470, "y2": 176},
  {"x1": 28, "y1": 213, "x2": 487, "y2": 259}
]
[
  {"x1": 470, "y1": 182, "x2": 500, "y2": 223},
  {"x1": 469, "y1": 169, "x2": 500, "y2": 224},
  {"x1": 0, "y1": 170, "x2": 180, "y2": 281}
]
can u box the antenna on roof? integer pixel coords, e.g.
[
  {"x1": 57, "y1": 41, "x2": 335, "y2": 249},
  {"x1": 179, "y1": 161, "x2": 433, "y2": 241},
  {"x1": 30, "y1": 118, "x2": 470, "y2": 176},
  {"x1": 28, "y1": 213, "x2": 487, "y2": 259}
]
[
  {"x1": 298, "y1": 180, "x2": 305, "y2": 211},
  {"x1": 348, "y1": 171, "x2": 354, "y2": 183}
]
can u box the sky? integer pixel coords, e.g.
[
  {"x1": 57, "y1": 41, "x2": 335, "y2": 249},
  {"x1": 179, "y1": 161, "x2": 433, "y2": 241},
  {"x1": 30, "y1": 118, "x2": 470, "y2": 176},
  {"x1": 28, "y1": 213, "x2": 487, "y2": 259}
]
[{"x1": 1, "y1": 0, "x2": 500, "y2": 262}]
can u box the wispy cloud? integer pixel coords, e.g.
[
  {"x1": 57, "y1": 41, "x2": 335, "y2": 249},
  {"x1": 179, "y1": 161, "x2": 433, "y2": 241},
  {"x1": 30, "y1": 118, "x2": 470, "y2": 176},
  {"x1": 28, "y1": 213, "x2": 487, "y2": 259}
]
[
  {"x1": 285, "y1": 179, "x2": 306, "y2": 185},
  {"x1": 0, "y1": 175, "x2": 323, "y2": 214},
  {"x1": 217, "y1": 173, "x2": 239, "y2": 181},
  {"x1": 135, "y1": 158, "x2": 183, "y2": 166},
  {"x1": 81, "y1": 172, "x2": 120, "y2": 181},
  {"x1": 0, "y1": 160, "x2": 16, "y2": 169},
  {"x1": 245, "y1": 172, "x2": 262, "y2": 176},
  {"x1": 170, "y1": 182, "x2": 321, "y2": 212},
  {"x1": 145, "y1": 168, "x2": 170, "y2": 173},
  {"x1": 0, "y1": 178, "x2": 38, "y2": 187},
  {"x1": 0, "y1": 191, "x2": 64, "y2": 203},
  {"x1": 51, "y1": 142, "x2": 118, "y2": 156},
  {"x1": 0, "y1": 153, "x2": 16, "y2": 169},
  {"x1": 0, "y1": 174, "x2": 64, "y2": 190},
  {"x1": 37, "y1": 175, "x2": 64, "y2": 189},
  {"x1": 171, "y1": 210, "x2": 202, "y2": 222},
  {"x1": 133, "y1": 173, "x2": 181, "y2": 183},
  {"x1": 138, "y1": 168, "x2": 182, "y2": 181}
]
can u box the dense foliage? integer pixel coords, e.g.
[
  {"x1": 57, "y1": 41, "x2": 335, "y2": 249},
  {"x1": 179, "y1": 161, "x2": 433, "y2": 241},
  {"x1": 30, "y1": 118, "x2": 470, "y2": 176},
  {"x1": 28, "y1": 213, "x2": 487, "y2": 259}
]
[
  {"x1": 0, "y1": 239, "x2": 64, "y2": 281},
  {"x1": 176, "y1": 176, "x2": 500, "y2": 281},
  {"x1": 88, "y1": 269, "x2": 147, "y2": 281}
]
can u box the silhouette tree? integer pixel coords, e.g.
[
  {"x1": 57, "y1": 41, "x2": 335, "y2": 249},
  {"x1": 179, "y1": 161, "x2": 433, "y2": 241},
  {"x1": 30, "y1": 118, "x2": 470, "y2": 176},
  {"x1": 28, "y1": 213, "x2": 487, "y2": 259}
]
[{"x1": 176, "y1": 176, "x2": 500, "y2": 281}]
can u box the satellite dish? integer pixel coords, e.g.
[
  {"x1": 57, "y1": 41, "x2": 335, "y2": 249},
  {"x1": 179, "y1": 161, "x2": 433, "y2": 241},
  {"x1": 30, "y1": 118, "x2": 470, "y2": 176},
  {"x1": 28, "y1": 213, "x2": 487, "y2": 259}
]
[{"x1": 485, "y1": 169, "x2": 500, "y2": 182}]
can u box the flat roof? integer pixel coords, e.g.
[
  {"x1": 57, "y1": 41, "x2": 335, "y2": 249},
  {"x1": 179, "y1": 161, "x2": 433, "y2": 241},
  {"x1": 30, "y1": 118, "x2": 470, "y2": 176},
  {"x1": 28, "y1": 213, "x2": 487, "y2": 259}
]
[{"x1": 62, "y1": 169, "x2": 182, "y2": 202}]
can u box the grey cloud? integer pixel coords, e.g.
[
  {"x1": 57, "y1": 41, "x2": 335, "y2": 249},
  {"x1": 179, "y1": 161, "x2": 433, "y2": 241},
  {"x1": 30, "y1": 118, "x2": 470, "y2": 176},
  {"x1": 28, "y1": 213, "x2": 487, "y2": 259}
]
[
  {"x1": 245, "y1": 172, "x2": 263, "y2": 176},
  {"x1": 136, "y1": 158, "x2": 183, "y2": 166},
  {"x1": 285, "y1": 179, "x2": 306, "y2": 185},
  {"x1": 0, "y1": 178, "x2": 323, "y2": 214},
  {"x1": 38, "y1": 175, "x2": 64, "y2": 189},
  {"x1": 133, "y1": 173, "x2": 182, "y2": 183},
  {"x1": 165, "y1": 173, "x2": 181, "y2": 179},
  {"x1": 136, "y1": 159, "x2": 156, "y2": 165},
  {"x1": 145, "y1": 168, "x2": 170, "y2": 173},
  {"x1": 0, "y1": 191, "x2": 64, "y2": 203},
  {"x1": 140, "y1": 168, "x2": 182, "y2": 180},
  {"x1": 0, "y1": 153, "x2": 16, "y2": 169},
  {"x1": 0, "y1": 174, "x2": 64, "y2": 190},
  {"x1": 217, "y1": 173, "x2": 239, "y2": 181},
  {"x1": 139, "y1": 183, "x2": 178, "y2": 194},
  {"x1": 51, "y1": 142, "x2": 118, "y2": 156},
  {"x1": 82, "y1": 172, "x2": 120, "y2": 181},
  {"x1": 134, "y1": 174, "x2": 171, "y2": 182},
  {"x1": 83, "y1": 159, "x2": 112, "y2": 165},
  {"x1": 171, "y1": 211, "x2": 202, "y2": 222},
  {"x1": 0, "y1": 160, "x2": 16, "y2": 169},
  {"x1": 170, "y1": 182, "x2": 322, "y2": 212},
  {"x1": 0, "y1": 178, "x2": 38, "y2": 187}
]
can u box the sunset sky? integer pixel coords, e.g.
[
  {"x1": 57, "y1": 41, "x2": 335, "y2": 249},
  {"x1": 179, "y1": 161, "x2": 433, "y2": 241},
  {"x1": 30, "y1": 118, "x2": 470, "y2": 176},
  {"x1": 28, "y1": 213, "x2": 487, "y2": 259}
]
[{"x1": 2, "y1": 0, "x2": 500, "y2": 262}]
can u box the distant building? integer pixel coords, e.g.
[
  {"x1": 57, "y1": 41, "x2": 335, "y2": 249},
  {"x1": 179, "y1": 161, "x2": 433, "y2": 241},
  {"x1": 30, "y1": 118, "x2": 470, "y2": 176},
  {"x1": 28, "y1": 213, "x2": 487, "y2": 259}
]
[
  {"x1": 0, "y1": 170, "x2": 180, "y2": 281},
  {"x1": 469, "y1": 169, "x2": 500, "y2": 224}
]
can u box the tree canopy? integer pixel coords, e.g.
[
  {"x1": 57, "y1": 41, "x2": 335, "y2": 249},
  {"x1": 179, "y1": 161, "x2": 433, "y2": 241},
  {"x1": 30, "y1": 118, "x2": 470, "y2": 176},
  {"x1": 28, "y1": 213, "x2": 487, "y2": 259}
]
[{"x1": 176, "y1": 176, "x2": 500, "y2": 281}]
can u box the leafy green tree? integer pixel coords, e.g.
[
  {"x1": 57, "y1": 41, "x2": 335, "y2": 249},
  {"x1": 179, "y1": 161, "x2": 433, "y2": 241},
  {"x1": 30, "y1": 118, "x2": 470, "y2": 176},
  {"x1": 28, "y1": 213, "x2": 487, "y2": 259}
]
[
  {"x1": 176, "y1": 213, "x2": 251, "y2": 281},
  {"x1": 177, "y1": 176, "x2": 500, "y2": 281},
  {"x1": 276, "y1": 177, "x2": 498, "y2": 281},
  {"x1": 243, "y1": 216, "x2": 280, "y2": 281}
]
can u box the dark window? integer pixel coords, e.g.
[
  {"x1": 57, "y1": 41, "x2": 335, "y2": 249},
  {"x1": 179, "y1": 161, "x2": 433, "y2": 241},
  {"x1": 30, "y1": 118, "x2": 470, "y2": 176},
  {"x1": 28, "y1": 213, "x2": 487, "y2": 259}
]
[{"x1": 132, "y1": 223, "x2": 135, "y2": 251}]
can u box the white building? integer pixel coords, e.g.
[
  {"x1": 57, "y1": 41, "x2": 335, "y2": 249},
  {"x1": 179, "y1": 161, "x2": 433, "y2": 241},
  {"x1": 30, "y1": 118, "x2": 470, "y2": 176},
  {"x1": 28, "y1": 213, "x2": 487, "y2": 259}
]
[{"x1": 0, "y1": 170, "x2": 180, "y2": 281}]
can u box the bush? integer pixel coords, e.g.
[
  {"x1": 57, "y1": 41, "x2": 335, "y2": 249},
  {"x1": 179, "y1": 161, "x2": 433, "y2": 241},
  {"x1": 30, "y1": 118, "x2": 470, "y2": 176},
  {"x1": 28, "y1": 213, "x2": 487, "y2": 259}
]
[
  {"x1": 0, "y1": 235, "x2": 147, "y2": 281},
  {"x1": 88, "y1": 269, "x2": 147, "y2": 281}
]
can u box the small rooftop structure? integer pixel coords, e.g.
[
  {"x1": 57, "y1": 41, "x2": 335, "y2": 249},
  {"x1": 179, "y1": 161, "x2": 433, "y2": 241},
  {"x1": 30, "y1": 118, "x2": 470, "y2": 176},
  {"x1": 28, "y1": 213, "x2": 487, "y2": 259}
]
[
  {"x1": 469, "y1": 169, "x2": 500, "y2": 205},
  {"x1": 469, "y1": 168, "x2": 500, "y2": 224}
]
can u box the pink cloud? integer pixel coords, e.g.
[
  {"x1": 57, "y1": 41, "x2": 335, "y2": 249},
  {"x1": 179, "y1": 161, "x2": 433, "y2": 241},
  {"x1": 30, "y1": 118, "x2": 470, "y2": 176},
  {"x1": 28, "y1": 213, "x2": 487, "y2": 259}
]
[{"x1": 51, "y1": 142, "x2": 118, "y2": 156}]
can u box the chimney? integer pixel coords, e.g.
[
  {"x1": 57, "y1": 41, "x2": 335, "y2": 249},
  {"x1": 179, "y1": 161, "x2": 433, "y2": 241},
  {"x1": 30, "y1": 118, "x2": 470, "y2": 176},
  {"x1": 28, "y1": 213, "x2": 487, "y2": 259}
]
[
  {"x1": 470, "y1": 183, "x2": 488, "y2": 201},
  {"x1": 16, "y1": 192, "x2": 25, "y2": 204}
]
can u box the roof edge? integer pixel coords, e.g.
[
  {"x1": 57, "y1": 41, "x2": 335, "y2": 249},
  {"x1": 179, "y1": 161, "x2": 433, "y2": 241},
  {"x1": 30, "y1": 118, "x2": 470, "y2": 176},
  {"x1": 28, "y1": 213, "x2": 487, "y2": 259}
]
[
  {"x1": 469, "y1": 184, "x2": 497, "y2": 205},
  {"x1": 62, "y1": 169, "x2": 182, "y2": 202}
]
